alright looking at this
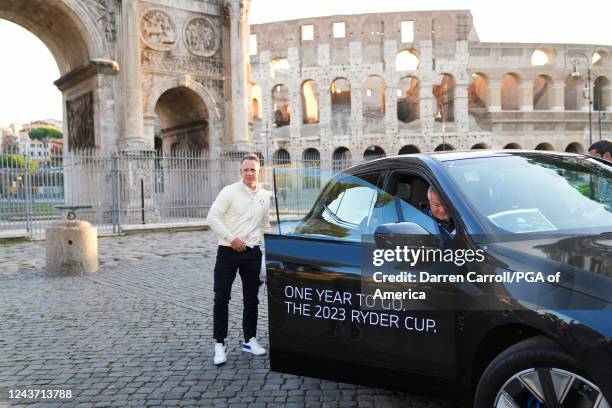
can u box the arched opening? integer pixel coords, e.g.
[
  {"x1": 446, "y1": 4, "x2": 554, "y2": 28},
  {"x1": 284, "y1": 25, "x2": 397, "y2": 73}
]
[
  {"x1": 302, "y1": 148, "x2": 320, "y2": 163},
  {"x1": 154, "y1": 86, "x2": 210, "y2": 153},
  {"x1": 302, "y1": 148, "x2": 321, "y2": 190},
  {"x1": 269, "y1": 57, "x2": 289, "y2": 79},
  {"x1": 363, "y1": 75, "x2": 386, "y2": 133},
  {"x1": 398, "y1": 145, "x2": 420, "y2": 155},
  {"x1": 301, "y1": 80, "x2": 319, "y2": 124},
  {"x1": 593, "y1": 51, "x2": 609, "y2": 66},
  {"x1": 594, "y1": 76, "x2": 610, "y2": 111},
  {"x1": 565, "y1": 142, "x2": 585, "y2": 153},
  {"x1": 535, "y1": 142, "x2": 554, "y2": 151},
  {"x1": 332, "y1": 146, "x2": 351, "y2": 172},
  {"x1": 363, "y1": 145, "x2": 386, "y2": 161},
  {"x1": 397, "y1": 76, "x2": 420, "y2": 124},
  {"x1": 533, "y1": 75, "x2": 554, "y2": 111},
  {"x1": 331, "y1": 78, "x2": 351, "y2": 134},
  {"x1": 395, "y1": 49, "x2": 420, "y2": 71},
  {"x1": 504, "y1": 143, "x2": 522, "y2": 149},
  {"x1": 501, "y1": 73, "x2": 521, "y2": 111},
  {"x1": 434, "y1": 143, "x2": 455, "y2": 152},
  {"x1": 251, "y1": 84, "x2": 262, "y2": 120},
  {"x1": 273, "y1": 149, "x2": 291, "y2": 165},
  {"x1": 468, "y1": 73, "x2": 488, "y2": 110},
  {"x1": 272, "y1": 84, "x2": 290, "y2": 127},
  {"x1": 0, "y1": 2, "x2": 102, "y2": 151},
  {"x1": 471, "y1": 143, "x2": 488, "y2": 149},
  {"x1": 564, "y1": 75, "x2": 583, "y2": 111},
  {"x1": 531, "y1": 49, "x2": 551, "y2": 66},
  {"x1": 433, "y1": 74, "x2": 455, "y2": 122}
]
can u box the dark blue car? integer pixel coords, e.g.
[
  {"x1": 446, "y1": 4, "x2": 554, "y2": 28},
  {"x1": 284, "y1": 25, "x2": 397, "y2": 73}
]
[{"x1": 265, "y1": 151, "x2": 612, "y2": 408}]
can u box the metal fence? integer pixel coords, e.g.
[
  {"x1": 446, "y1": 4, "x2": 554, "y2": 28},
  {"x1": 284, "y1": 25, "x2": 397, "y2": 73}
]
[{"x1": 0, "y1": 147, "x2": 374, "y2": 238}]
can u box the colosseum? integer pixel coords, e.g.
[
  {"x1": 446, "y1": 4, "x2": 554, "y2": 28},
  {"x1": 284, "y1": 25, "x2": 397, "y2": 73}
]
[{"x1": 247, "y1": 10, "x2": 612, "y2": 164}]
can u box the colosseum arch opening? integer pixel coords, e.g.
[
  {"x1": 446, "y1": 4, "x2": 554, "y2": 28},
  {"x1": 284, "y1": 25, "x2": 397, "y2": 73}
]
[
  {"x1": 363, "y1": 145, "x2": 386, "y2": 161},
  {"x1": 531, "y1": 49, "x2": 553, "y2": 66},
  {"x1": 397, "y1": 76, "x2": 420, "y2": 125},
  {"x1": 269, "y1": 57, "x2": 289, "y2": 79},
  {"x1": 363, "y1": 75, "x2": 386, "y2": 134},
  {"x1": 301, "y1": 80, "x2": 319, "y2": 124},
  {"x1": 395, "y1": 49, "x2": 420, "y2": 72},
  {"x1": 564, "y1": 74, "x2": 584, "y2": 111},
  {"x1": 468, "y1": 73, "x2": 489, "y2": 130},
  {"x1": 272, "y1": 84, "x2": 290, "y2": 128},
  {"x1": 504, "y1": 143, "x2": 522, "y2": 149},
  {"x1": 565, "y1": 142, "x2": 585, "y2": 153},
  {"x1": 434, "y1": 143, "x2": 455, "y2": 151},
  {"x1": 533, "y1": 75, "x2": 554, "y2": 111},
  {"x1": 331, "y1": 78, "x2": 351, "y2": 134},
  {"x1": 332, "y1": 146, "x2": 351, "y2": 172},
  {"x1": 433, "y1": 74, "x2": 455, "y2": 122},
  {"x1": 251, "y1": 84, "x2": 262, "y2": 121},
  {"x1": 501, "y1": 73, "x2": 521, "y2": 111},
  {"x1": 471, "y1": 143, "x2": 488, "y2": 149},
  {"x1": 594, "y1": 76, "x2": 610, "y2": 111},
  {"x1": 398, "y1": 145, "x2": 420, "y2": 155},
  {"x1": 593, "y1": 51, "x2": 609, "y2": 66},
  {"x1": 535, "y1": 142, "x2": 554, "y2": 151}
]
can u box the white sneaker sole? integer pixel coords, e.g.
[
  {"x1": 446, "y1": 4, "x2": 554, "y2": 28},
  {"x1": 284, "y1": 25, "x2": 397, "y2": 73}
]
[{"x1": 242, "y1": 346, "x2": 266, "y2": 356}]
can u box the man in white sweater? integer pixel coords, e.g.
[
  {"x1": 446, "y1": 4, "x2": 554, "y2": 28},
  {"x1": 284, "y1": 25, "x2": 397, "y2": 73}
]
[{"x1": 206, "y1": 154, "x2": 270, "y2": 365}]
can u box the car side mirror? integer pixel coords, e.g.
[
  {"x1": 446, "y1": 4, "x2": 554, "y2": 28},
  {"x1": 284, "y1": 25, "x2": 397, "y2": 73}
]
[{"x1": 373, "y1": 222, "x2": 440, "y2": 249}]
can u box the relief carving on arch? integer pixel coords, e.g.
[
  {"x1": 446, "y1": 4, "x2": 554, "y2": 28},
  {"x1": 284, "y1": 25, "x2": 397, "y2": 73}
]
[
  {"x1": 183, "y1": 16, "x2": 220, "y2": 57},
  {"x1": 66, "y1": 92, "x2": 95, "y2": 150},
  {"x1": 83, "y1": 0, "x2": 117, "y2": 42},
  {"x1": 141, "y1": 50, "x2": 224, "y2": 78},
  {"x1": 140, "y1": 8, "x2": 177, "y2": 51}
]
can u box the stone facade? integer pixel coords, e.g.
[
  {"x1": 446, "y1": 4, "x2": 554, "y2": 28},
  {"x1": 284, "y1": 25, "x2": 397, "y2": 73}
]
[
  {"x1": 248, "y1": 10, "x2": 612, "y2": 162},
  {"x1": 0, "y1": 0, "x2": 252, "y2": 156}
]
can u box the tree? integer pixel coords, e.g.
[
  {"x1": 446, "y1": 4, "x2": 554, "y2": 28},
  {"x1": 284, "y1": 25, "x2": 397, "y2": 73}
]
[
  {"x1": 28, "y1": 127, "x2": 62, "y2": 142},
  {"x1": 0, "y1": 154, "x2": 38, "y2": 171}
]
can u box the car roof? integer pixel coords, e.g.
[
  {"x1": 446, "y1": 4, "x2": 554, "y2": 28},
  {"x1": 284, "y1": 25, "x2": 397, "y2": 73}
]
[{"x1": 344, "y1": 149, "x2": 589, "y2": 175}]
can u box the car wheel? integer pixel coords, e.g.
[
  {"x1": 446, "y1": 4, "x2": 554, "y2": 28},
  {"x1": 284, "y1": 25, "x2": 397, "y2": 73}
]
[{"x1": 474, "y1": 336, "x2": 609, "y2": 408}]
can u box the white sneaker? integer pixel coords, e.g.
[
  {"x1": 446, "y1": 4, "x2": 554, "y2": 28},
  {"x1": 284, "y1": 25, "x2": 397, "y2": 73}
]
[
  {"x1": 213, "y1": 343, "x2": 227, "y2": 365},
  {"x1": 242, "y1": 337, "x2": 266, "y2": 355}
]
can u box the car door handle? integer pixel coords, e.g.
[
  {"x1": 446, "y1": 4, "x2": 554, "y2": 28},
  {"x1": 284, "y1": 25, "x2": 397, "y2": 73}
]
[{"x1": 266, "y1": 261, "x2": 285, "y2": 271}]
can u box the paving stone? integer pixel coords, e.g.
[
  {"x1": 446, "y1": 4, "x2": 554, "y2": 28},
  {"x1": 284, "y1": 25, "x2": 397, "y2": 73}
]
[{"x1": 0, "y1": 231, "x2": 463, "y2": 408}]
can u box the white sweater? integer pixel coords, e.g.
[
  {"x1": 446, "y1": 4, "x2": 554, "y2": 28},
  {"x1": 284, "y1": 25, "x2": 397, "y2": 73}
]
[{"x1": 206, "y1": 181, "x2": 271, "y2": 247}]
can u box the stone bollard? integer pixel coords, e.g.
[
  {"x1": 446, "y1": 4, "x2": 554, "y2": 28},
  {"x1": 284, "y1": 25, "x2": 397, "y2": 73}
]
[{"x1": 46, "y1": 220, "x2": 99, "y2": 276}]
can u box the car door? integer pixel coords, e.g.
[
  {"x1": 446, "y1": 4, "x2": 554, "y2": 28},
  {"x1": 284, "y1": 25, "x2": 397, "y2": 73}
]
[{"x1": 265, "y1": 165, "x2": 457, "y2": 384}]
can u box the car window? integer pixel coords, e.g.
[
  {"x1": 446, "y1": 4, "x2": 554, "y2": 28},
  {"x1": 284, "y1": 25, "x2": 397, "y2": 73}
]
[
  {"x1": 294, "y1": 173, "x2": 397, "y2": 242},
  {"x1": 387, "y1": 173, "x2": 441, "y2": 235}
]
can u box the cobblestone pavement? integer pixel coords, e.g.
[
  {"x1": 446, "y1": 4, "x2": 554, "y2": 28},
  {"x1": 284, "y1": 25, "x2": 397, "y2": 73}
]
[{"x1": 0, "y1": 232, "x2": 465, "y2": 408}]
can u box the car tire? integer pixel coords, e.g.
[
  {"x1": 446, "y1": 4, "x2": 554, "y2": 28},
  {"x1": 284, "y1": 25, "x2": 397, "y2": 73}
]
[{"x1": 474, "y1": 335, "x2": 605, "y2": 408}]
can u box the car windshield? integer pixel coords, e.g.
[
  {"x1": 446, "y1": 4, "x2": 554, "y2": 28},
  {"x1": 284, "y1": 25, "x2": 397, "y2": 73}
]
[{"x1": 443, "y1": 154, "x2": 612, "y2": 233}]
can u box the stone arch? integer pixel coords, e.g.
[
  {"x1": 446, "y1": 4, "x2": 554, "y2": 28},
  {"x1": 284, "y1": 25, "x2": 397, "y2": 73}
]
[
  {"x1": 433, "y1": 74, "x2": 455, "y2": 122},
  {"x1": 273, "y1": 149, "x2": 291, "y2": 165},
  {"x1": 302, "y1": 148, "x2": 320, "y2": 163},
  {"x1": 593, "y1": 50, "x2": 610, "y2": 66},
  {"x1": 594, "y1": 76, "x2": 610, "y2": 111},
  {"x1": 272, "y1": 84, "x2": 290, "y2": 127},
  {"x1": 434, "y1": 143, "x2": 455, "y2": 151},
  {"x1": 397, "y1": 76, "x2": 420, "y2": 124},
  {"x1": 504, "y1": 143, "x2": 522, "y2": 149},
  {"x1": 398, "y1": 145, "x2": 420, "y2": 155},
  {"x1": 332, "y1": 146, "x2": 351, "y2": 172},
  {"x1": 535, "y1": 142, "x2": 554, "y2": 151},
  {"x1": 154, "y1": 87, "x2": 210, "y2": 152},
  {"x1": 0, "y1": 0, "x2": 106, "y2": 75},
  {"x1": 565, "y1": 142, "x2": 585, "y2": 153},
  {"x1": 301, "y1": 79, "x2": 319, "y2": 124},
  {"x1": 147, "y1": 77, "x2": 221, "y2": 126},
  {"x1": 471, "y1": 143, "x2": 488, "y2": 149},
  {"x1": 251, "y1": 84, "x2": 262, "y2": 120},
  {"x1": 331, "y1": 77, "x2": 351, "y2": 134},
  {"x1": 564, "y1": 74, "x2": 583, "y2": 111},
  {"x1": 269, "y1": 57, "x2": 289, "y2": 79},
  {"x1": 531, "y1": 48, "x2": 554, "y2": 66},
  {"x1": 363, "y1": 75, "x2": 386, "y2": 116},
  {"x1": 469, "y1": 73, "x2": 488, "y2": 111},
  {"x1": 501, "y1": 73, "x2": 521, "y2": 111},
  {"x1": 533, "y1": 75, "x2": 554, "y2": 110},
  {"x1": 363, "y1": 145, "x2": 386, "y2": 161},
  {"x1": 395, "y1": 49, "x2": 420, "y2": 71}
]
